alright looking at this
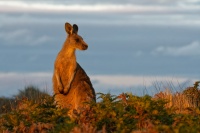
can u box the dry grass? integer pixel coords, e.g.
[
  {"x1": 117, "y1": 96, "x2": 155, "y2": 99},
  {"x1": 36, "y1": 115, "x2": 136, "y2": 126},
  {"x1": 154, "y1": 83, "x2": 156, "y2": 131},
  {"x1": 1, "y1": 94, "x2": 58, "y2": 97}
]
[{"x1": 153, "y1": 81, "x2": 200, "y2": 114}]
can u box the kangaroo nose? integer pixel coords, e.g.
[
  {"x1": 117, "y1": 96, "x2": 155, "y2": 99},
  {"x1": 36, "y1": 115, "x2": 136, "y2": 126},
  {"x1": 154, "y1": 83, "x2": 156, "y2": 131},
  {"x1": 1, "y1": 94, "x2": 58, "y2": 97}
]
[{"x1": 84, "y1": 44, "x2": 88, "y2": 50}]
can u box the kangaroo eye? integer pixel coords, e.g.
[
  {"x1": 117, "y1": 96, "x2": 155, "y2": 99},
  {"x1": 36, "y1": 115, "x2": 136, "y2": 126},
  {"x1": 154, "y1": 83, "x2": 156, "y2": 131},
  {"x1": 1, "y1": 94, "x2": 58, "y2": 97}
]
[{"x1": 75, "y1": 39, "x2": 79, "y2": 42}]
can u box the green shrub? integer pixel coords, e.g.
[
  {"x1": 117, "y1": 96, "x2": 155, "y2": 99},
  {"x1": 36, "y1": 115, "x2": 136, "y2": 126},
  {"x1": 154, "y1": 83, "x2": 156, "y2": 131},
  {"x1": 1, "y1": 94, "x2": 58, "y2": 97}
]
[
  {"x1": 1, "y1": 82, "x2": 200, "y2": 132},
  {"x1": 0, "y1": 97, "x2": 15, "y2": 114},
  {"x1": 0, "y1": 85, "x2": 51, "y2": 114},
  {"x1": 183, "y1": 81, "x2": 200, "y2": 108},
  {"x1": 79, "y1": 93, "x2": 174, "y2": 133},
  {"x1": 0, "y1": 96, "x2": 75, "y2": 132},
  {"x1": 15, "y1": 85, "x2": 51, "y2": 103}
]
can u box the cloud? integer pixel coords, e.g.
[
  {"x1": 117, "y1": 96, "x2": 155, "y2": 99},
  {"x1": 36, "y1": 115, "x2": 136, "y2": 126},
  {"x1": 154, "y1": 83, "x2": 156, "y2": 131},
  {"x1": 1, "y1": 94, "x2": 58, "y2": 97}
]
[
  {"x1": 0, "y1": 72, "x2": 197, "y2": 97},
  {"x1": 0, "y1": 72, "x2": 52, "y2": 97},
  {"x1": 0, "y1": 1, "x2": 200, "y2": 14},
  {"x1": 0, "y1": 29, "x2": 51, "y2": 46},
  {"x1": 31, "y1": 35, "x2": 52, "y2": 46},
  {"x1": 151, "y1": 41, "x2": 200, "y2": 56},
  {"x1": 91, "y1": 75, "x2": 194, "y2": 88},
  {"x1": 0, "y1": 11, "x2": 199, "y2": 27},
  {"x1": 0, "y1": 1, "x2": 200, "y2": 27},
  {"x1": 0, "y1": 29, "x2": 31, "y2": 43},
  {"x1": 135, "y1": 51, "x2": 144, "y2": 56}
]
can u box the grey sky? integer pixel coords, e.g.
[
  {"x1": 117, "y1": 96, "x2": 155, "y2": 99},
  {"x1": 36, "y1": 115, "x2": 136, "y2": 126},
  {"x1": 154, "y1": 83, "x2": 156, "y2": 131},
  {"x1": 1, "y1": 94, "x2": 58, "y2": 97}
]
[{"x1": 0, "y1": 0, "x2": 200, "y2": 96}]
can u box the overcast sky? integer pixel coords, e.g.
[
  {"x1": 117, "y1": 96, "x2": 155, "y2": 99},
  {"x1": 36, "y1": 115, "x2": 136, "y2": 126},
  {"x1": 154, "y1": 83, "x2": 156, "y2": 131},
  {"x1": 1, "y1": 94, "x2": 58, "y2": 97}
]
[{"x1": 0, "y1": 0, "x2": 200, "y2": 96}]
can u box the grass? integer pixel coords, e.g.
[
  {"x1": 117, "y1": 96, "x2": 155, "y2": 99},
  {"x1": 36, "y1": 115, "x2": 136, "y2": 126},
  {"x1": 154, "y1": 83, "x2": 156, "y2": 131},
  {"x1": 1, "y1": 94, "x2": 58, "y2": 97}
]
[{"x1": 0, "y1": 81, "x2": 200, "y2": 133}]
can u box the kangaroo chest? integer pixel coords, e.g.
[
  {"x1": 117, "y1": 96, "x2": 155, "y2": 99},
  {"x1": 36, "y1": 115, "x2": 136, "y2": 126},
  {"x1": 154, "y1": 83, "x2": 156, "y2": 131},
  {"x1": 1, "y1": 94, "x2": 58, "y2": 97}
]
[{"x1": 56, "y1": 57, "x2": 77, "y2": 74}]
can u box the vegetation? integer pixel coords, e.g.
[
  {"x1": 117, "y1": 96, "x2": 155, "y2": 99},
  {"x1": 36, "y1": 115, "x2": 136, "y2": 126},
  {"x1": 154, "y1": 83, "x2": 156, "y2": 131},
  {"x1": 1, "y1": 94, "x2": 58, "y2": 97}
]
[{"x1": 0, "y1": 82, "x2": 200, "y2": 133}]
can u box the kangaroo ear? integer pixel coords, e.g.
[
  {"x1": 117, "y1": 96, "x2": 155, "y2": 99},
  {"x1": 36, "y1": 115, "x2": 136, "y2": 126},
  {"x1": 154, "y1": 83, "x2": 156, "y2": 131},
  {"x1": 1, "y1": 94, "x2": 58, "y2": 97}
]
[
  {"x1": 65, "y1": 22, "x2": 73, "y2": 34},
  {"x1": 73, "y1": 24, "x2": 78, "y2": 34}
]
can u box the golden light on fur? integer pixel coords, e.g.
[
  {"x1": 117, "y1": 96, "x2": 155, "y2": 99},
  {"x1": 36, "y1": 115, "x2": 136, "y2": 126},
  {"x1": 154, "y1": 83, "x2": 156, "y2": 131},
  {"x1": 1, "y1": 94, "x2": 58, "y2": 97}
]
[{"x1": 52, "y1": 22, "x2": 95, "y2": 116}]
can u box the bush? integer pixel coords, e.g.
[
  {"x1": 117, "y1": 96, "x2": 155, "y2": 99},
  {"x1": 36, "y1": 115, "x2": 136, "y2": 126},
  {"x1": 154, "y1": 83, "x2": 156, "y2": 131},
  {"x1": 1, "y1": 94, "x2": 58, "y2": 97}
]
[
  {"x1": 1, "y1": 82, "x2": 200, "y2": 132},
  {"x1": 183, "y1": 81, "x2": 200, "y2": 108},
  {"x1": 0, "y1": 97, "x2": 15, "y2": 114},
  {"x1": 0, "y1": 85, "x2": 50, "y2": 114},
  {"x1": 77, "y1": 93, "x2": 174, "y2": 133},
  {"x1": 14, "y1": 85, "x2": 51, "y2": 103},
  {"x1": 0, "y1": 96, "x2": 75, "y2": 132}
]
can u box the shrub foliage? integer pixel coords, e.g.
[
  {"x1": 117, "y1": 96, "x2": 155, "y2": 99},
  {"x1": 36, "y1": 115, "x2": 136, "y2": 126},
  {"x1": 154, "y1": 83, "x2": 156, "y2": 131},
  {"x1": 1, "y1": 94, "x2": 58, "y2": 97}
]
[{"x1": 0, "y1": 83, "x2": 200, "y2": 132}]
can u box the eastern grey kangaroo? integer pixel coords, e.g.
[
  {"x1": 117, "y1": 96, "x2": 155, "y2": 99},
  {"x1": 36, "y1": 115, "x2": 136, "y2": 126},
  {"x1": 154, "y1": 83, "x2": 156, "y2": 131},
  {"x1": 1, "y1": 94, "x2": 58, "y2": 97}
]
[{"x1": 53, "y1": 22, "x2": 96, "y2": 115}]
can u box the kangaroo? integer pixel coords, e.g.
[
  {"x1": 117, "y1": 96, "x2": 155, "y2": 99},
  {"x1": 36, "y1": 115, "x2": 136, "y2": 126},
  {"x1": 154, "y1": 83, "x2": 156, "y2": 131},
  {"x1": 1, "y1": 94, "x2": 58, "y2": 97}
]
[{"x1": 53, "y1": 22, "x2": 96, "y2": 115}]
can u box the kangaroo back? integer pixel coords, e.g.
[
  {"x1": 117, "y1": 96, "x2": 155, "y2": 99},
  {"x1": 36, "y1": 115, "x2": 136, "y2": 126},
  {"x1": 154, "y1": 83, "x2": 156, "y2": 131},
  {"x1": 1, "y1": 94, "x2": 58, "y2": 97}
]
[{"x1": 71, "y1": 63, "x2": 96, "y2": 101}]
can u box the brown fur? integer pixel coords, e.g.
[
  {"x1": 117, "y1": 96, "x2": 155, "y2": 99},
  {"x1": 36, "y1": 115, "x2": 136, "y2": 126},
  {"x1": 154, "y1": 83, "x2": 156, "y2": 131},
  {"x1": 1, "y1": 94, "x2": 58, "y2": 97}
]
[{"x1": 52, "y1": 22, "x2": 96, "y2": 115}]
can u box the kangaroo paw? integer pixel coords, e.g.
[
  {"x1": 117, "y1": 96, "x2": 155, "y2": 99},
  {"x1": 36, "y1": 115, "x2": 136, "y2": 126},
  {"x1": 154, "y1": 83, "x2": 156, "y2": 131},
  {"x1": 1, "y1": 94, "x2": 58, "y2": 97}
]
[
  {"x1": 58, "y1": 85, "x2": 64, "y2": 94},
  {"x1": 63, "y1": 84, "x2": 70, "y2": 95},
  {"x1": 63, "y1": 88, "x2": 69, "y2": 95}
]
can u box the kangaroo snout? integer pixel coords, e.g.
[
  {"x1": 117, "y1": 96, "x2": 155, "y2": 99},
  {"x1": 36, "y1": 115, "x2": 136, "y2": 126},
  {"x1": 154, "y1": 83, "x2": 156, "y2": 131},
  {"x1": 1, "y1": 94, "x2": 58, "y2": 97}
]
[
  {"x1": 77, "y1": 43, "x2": 88, "y2": 50},
  {"x1": 82, "y1": 44, "x2": 88, "y2": 50}
]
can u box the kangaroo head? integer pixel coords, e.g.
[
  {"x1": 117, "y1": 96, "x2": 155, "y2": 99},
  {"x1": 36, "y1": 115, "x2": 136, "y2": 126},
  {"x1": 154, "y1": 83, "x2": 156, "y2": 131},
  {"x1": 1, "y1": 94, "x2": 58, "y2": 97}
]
[{"x1": 65, "y1": 22, "x2": 88, "y2": 50}]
